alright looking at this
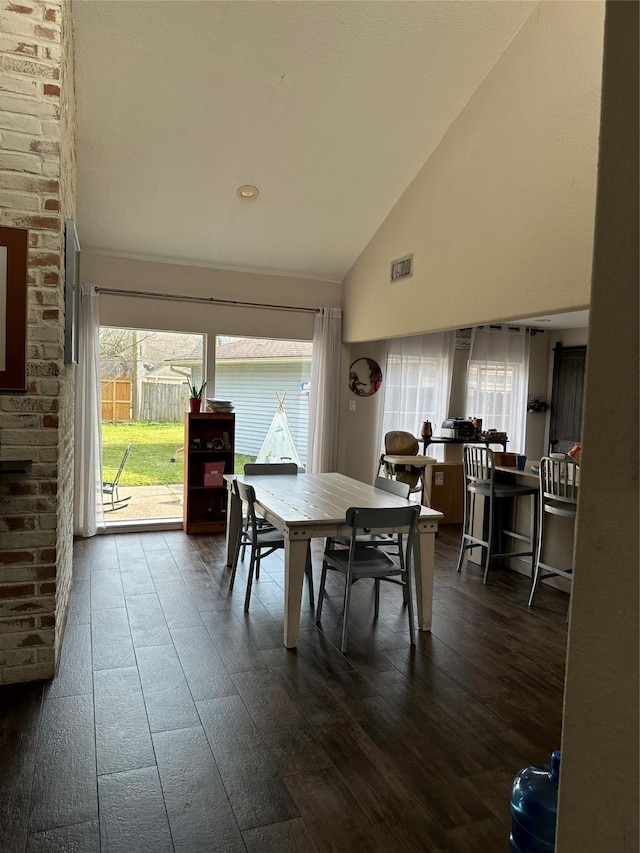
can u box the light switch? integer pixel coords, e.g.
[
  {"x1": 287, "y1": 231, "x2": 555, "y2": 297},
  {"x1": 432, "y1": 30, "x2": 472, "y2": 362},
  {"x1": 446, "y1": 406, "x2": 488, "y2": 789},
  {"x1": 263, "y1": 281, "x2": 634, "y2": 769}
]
[{"x1": 348, "y1": 400, "x2": 356, "y2": 411}]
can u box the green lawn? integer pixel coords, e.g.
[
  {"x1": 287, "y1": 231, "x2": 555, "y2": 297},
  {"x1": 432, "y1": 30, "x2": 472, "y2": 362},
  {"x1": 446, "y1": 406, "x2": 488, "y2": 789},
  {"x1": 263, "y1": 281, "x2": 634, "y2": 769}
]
[{"x1": 102, "y1": 422, "x2": 254, "y2": 486}]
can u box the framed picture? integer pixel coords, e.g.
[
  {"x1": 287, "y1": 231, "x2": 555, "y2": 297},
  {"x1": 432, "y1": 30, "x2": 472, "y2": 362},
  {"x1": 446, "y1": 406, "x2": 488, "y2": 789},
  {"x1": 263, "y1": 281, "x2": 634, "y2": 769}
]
[
  {"x1": 348, "y1": 357, "x2": 383, "y2": 397},
  {"x1": 0, "y1": 226, "x2": 28, "y2": 392},
  {"x1": 64, "y1": 219, "x2": 80, "y2": 365}
]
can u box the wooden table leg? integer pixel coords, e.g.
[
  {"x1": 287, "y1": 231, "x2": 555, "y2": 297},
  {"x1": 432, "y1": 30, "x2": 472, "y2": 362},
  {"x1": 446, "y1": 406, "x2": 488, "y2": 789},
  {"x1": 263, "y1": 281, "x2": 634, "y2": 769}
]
[
  {"x1": 413, "y1": 522, "x2": 438, "y2": 631},
  {"x1": 224, "y1": 484, "x2": 239, "y2": 569},
  {"x1": 283, "y1": 536, "x2": 308, "y2": 648}
]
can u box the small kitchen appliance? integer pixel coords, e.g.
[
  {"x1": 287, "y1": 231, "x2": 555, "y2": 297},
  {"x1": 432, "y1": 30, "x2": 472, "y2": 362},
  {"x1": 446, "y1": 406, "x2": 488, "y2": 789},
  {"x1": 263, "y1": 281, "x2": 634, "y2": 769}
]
[{"x1": 441, "y1": 418, "x2": 476, "y2": 439}]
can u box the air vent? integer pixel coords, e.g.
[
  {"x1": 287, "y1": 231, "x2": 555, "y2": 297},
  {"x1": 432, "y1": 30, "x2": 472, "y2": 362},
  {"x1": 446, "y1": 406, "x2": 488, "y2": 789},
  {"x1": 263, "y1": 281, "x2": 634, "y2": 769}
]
[{"x1": 390, "y1": 253, "x2": 413, "y2": 282}]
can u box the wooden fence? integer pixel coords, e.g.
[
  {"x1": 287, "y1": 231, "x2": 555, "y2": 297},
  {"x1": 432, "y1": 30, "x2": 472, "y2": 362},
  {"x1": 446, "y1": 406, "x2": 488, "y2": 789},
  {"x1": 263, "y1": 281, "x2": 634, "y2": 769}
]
[
  {"x1": 101, "y1": 377, "x2": 132, "y2": 422},
  {"x1": 139, "y1": 382, "x2": 188, "y2": 423},
  {"x1": 101, "y1": 378, "x2": 188, "y2": 422}
]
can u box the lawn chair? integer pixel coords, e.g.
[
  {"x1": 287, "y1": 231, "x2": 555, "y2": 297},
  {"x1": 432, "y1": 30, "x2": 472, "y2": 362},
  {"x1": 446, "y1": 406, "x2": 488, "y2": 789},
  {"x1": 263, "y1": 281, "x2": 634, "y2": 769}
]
[{"x1": 103, "y1": 444, "x2": 132, "y2": 512}]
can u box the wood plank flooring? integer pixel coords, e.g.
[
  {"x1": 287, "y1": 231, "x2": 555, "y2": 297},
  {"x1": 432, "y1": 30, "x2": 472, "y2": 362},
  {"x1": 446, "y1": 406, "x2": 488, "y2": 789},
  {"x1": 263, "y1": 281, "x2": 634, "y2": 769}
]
[{"x1": 0, "y1": 526, "x2": 569, "y2": 853}]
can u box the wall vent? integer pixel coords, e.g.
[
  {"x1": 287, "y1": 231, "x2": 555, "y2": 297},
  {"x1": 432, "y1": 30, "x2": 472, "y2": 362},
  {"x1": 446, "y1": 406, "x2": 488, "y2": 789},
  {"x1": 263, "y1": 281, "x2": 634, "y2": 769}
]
[{"x1": 390, "y1": 253, "x2": 413, "y2": 282}]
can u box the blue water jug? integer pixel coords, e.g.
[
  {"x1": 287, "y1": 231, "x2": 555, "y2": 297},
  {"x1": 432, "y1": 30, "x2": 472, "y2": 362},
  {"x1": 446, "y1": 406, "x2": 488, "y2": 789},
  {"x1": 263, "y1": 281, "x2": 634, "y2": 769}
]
[{"x1": 509, "y1": 750, "x2": 561, "y2": 853}]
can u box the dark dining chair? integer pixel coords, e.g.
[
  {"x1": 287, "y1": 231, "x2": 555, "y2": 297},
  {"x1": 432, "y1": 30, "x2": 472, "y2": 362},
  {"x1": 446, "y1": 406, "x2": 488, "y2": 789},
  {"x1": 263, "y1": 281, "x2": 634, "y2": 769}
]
[{"x1": 230, "y1": 479, "x2": 314, "y2": 612}]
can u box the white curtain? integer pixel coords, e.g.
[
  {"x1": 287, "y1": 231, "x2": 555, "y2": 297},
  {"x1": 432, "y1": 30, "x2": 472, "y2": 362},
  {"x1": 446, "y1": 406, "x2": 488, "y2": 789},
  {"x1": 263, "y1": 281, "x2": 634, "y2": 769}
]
[
  {"x1": 307, "y1": 307, "x2": 342, "y2": 472},
  {"x1": 381, "y1": 332, "x2": 455, "y2": 461},
  {"x1": 465, "y1": 326, "x2": 530, "y2": 454},
  {"x1": 74, "y1": 285, "x2": 104, "y2": 536}
]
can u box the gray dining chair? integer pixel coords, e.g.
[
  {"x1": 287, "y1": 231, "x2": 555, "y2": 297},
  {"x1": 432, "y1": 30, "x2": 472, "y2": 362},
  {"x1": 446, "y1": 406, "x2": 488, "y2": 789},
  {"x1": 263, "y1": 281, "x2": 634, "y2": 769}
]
[
  {"x1": 230, "y1": 479, "x2": 314, "y2": 612},
  {"x1": 326, "y1": 476, "x2": 411, "y2": 565},
  {"x1": 244, "y1": 462, "x2": 298, "y2": 475},
  {"x1": 316, "y1": 504, "x2": 420, "y2": 653}
]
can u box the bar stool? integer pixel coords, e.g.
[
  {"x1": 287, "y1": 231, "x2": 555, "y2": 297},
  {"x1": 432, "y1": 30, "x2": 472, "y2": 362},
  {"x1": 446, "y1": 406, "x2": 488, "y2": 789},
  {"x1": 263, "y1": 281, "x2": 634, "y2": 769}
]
[
  {"x1": 528, "y1": 456, "x2": 578, "y2": 607},
  {"x1": 456, "y1": 446, "x2": 538, "y2": 585}
]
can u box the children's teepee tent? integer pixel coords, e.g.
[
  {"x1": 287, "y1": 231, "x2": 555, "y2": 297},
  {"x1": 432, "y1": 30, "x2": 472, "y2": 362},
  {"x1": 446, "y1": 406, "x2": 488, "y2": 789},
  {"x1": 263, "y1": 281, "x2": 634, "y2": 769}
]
[{"x1": 255, "y1": 392, "x2": 303, "y2": 468}]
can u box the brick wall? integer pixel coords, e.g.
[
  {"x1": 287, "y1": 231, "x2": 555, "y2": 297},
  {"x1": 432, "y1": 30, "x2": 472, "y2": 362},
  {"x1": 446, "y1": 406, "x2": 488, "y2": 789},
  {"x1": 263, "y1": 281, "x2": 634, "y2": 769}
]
[{"x1": 0, "y1": 0, "x2": 76, "y2": 683}]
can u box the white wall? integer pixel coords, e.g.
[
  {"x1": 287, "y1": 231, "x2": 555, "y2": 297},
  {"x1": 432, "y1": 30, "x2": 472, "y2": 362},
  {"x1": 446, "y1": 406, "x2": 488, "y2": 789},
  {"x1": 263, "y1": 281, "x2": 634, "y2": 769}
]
[
  {"x1": 337, "y1": 340, "x2": 388, "y2": 484},
  {"x1": 342, "y1": 1, "x2": 604, "y2": 343}
]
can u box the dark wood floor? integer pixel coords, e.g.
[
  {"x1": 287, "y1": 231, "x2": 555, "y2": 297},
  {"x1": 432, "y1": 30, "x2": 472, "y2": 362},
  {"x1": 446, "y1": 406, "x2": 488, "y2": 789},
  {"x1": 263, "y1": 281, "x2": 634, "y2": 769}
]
[{"x1": 0, "y1": 526, "x2": 568, "y2": 853}]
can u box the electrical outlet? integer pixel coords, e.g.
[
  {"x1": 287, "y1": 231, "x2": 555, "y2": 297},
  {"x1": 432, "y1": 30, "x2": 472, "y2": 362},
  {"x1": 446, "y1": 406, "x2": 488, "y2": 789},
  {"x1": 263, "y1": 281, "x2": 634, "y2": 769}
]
[{"x1": 348, "y1": 400, "x2": 356, "y2": 411}]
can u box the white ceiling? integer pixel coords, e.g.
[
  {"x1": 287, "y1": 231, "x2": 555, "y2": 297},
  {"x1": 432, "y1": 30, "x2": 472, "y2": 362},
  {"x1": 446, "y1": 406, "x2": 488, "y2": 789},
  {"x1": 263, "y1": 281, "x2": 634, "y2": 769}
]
[{"x1": 73, "y1": 0, "x2": 536, "y2": 281}]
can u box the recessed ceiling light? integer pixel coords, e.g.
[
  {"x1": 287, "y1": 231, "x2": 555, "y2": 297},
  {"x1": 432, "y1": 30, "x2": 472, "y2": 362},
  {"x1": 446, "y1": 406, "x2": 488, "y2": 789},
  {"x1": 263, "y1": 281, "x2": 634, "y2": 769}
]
[{"x1": 237, "y1": 185, "x2": 259, "y2": 200}]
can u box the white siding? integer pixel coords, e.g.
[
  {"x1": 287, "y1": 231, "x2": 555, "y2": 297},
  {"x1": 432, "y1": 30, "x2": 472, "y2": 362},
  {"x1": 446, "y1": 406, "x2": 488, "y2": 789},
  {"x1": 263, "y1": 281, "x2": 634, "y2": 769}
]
[{"x1": 214, "y1": 360, "x2": 311, "y2": 463}]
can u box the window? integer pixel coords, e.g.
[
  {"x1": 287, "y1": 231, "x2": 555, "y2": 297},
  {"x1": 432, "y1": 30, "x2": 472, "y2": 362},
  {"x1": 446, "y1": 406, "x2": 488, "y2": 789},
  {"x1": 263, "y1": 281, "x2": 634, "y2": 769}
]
[
  {"x1": 465, "y1": 327, "x2": 530, "y2": 454},
  {"x1": 214, "y1": 336, "x2": 312, "y2": 469},
  {"x1": 381, "y1": 333, "x2": 454, "y2": 460}
]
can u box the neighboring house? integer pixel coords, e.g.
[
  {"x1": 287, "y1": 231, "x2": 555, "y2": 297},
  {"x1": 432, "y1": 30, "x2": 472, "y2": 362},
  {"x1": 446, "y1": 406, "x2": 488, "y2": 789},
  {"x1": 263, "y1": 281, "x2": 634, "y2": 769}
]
[
  {"x1": 165, "y1": 338, "x2": 313, "y2": 462},
  {"x1": 215, "y1": 338, "x2": 312, "y2": 462}
]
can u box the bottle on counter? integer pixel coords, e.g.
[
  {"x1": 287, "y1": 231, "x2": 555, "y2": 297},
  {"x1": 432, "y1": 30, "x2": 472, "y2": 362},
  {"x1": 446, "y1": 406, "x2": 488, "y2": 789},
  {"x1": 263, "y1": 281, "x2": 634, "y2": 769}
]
[{"x1": 509, "y1": 750, "x2": 561, "y2": 853}]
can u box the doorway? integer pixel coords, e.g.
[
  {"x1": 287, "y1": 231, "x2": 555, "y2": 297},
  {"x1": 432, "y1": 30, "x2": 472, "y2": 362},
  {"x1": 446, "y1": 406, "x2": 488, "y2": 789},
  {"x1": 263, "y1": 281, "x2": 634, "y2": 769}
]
[{"x1": 99, "y1": 327, "x2": 205, "y2": 524}]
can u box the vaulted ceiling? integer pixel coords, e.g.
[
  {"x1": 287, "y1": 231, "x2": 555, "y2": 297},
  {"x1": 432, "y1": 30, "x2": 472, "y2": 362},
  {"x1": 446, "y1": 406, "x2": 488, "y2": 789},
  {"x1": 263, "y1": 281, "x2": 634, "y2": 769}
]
[{"x1": 73, "y1": 1, "x2": 536, "y2": 281}]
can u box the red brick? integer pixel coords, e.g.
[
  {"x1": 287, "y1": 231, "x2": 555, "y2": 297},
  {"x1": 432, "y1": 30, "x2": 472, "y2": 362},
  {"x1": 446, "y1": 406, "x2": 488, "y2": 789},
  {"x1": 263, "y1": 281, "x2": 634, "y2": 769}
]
[
  {"x1": 29, "y1": 252, "x2": 59, "y2": 268},
  {"x1": 4, "y1": 517, "x2": 36, "y2": 532},
  {"x1": 0, "y1": 584, "x2": 36, "y2": 599},
  {"x1": 7, "y1": 482, "x2": 38, "y2": 496},
  {"x1": 42, "y1": 271, "x2": 59, "y2": 285},
  {"x1": 27, "y1": 362, "x2": 60, "y2": 376},
  {"x1": 41, "y1": 310, "x2": 58, "y2": 322},
  {"x1": 39, "y1": 548, "x2": 56, "y2": 562},
  {"x1": 34, "y1": 25, "x2": 57, "y2": 40},
  {"x1": 30, "y1": 140, "x2": 60, "y2": 156},
  {"x1": 35, "y1": 565, "x2": 55, "y2": 580},
  {"x1": 39, "y1": 614, "x2": 55, "y2": 628},
  {"x1": 39, "y1": 582, "x2": 56, "y2": 595},
  {"x1": 7, "y1": 3, "x2": 34, "y2": 13},
  {"x1": 0, "y1": 551, "x2": 35, "y2": 565},
  {"x1": 43, "y1": 199, "x2": 60, "y2": 211},
  {"x1": 11, "y1": 214, "x2": 59, "y2": 230},
  {"x1": 43, "y1": 83, "x2": 60, "y2": 97},
  {"x1": 0, "y1": 616, "x2": 36, "y2": 633},
  {"x1": 15, "y1": 42, "x2": 38, "y2": 57},
  {"x1": 44, "y1": 8, "x2": 56, "y2": 21}
]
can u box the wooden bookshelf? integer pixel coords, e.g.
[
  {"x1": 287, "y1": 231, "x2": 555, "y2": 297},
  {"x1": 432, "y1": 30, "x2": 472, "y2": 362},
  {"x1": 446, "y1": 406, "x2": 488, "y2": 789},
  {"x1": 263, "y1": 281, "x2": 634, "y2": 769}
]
[{"x1": 183, "y1": 412, "x2": 235, "y2": 534}]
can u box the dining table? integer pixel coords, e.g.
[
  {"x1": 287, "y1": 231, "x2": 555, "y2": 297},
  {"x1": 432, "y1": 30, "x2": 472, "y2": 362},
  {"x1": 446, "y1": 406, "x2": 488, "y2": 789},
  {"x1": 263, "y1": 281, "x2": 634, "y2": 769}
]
[{"x1": 224, "y1": 472, "x2": 443, "y2": 648}]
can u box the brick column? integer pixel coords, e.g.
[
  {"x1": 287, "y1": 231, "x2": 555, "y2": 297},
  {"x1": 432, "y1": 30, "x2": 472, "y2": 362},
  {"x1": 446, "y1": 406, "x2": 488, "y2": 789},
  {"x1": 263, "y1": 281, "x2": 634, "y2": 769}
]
[{"x1": 0, "y1": 0, "x2": 76, "y2": 683}]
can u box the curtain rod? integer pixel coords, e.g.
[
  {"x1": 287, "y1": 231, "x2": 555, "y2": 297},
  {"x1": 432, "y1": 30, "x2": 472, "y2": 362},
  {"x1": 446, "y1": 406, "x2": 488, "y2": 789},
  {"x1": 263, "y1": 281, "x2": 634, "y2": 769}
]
[{"x1": 95, "y1": 287, "x2": 318, "y2": 315}]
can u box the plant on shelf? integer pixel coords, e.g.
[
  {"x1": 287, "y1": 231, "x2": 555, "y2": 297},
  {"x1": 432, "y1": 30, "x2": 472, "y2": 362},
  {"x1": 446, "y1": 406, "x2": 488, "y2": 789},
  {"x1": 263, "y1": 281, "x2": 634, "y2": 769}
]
[
  {"x1": 186, "y1": 379, "x2": 208, "y2": 398},
  {"x1": 186, "y1": 379, "x2": 208, "y2": 413}
]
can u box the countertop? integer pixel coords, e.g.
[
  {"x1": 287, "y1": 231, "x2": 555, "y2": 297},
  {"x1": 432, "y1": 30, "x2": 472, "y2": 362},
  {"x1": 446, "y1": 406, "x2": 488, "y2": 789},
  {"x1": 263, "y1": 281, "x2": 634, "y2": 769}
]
[{"x1": 495, "y1": 462, "x2": 540, "y2": 486}]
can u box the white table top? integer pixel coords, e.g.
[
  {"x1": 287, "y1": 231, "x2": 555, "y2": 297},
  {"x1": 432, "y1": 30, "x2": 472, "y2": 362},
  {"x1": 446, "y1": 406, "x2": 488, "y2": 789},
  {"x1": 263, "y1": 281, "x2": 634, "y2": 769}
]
[{"x1": 226, "y1": 471, "x2": 443, "y2": 529}]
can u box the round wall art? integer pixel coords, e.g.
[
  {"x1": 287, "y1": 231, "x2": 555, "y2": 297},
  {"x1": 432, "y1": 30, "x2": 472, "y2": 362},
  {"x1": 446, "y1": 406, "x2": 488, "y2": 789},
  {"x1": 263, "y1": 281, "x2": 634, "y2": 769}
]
[{"x1": 349, "y1": 357, "x2": 383, "y2": 397}]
